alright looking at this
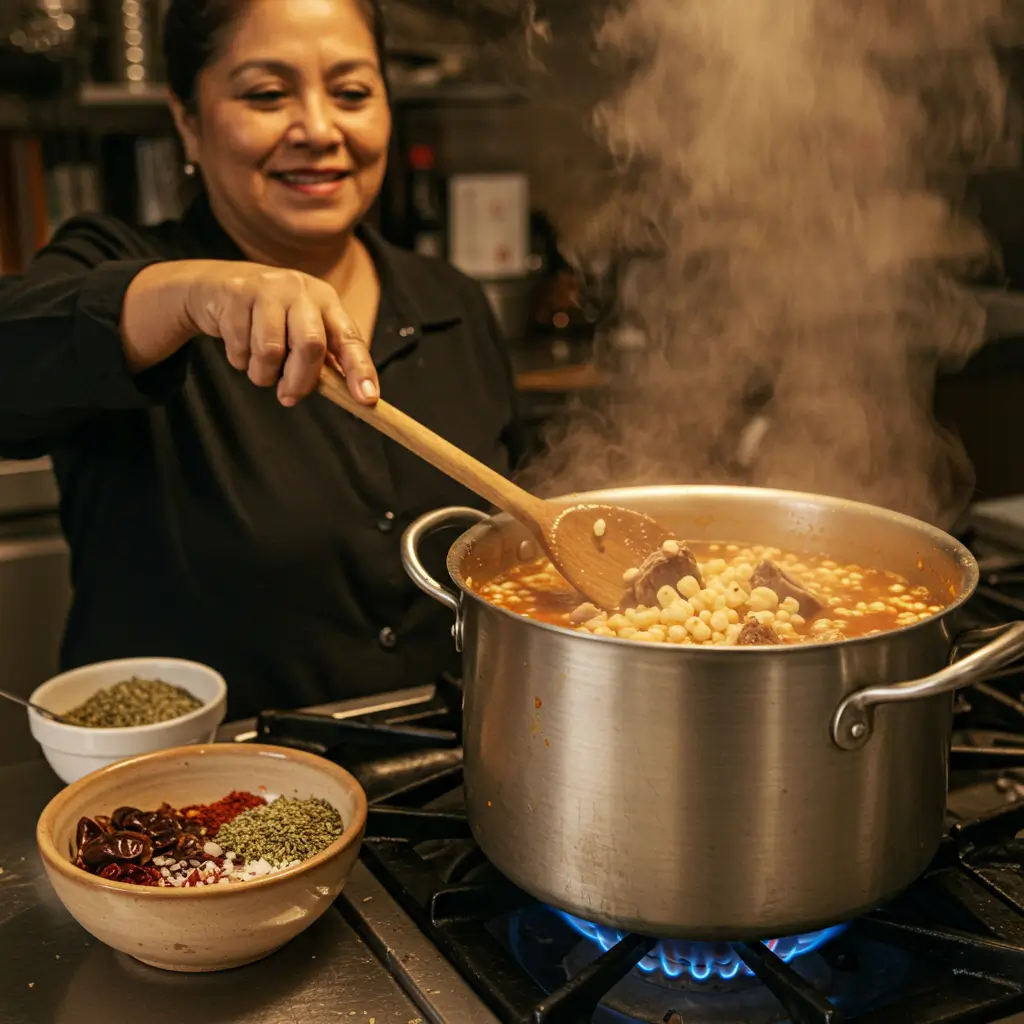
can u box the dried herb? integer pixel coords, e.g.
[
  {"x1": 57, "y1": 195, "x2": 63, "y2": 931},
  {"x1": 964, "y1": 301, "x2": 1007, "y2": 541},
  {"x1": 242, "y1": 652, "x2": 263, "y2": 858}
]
[
  {"x1": 63, "y1": 678, "x2": 203, "y2": 728},
  {"x1": 214, "y1": 797, "x2": 344, "y2": 867}
]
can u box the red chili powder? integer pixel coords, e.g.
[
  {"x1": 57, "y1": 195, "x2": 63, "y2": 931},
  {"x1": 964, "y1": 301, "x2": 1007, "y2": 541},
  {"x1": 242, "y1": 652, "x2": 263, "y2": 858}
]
[{"x1": 179, "y1": 790, "x2": 266, "y2": 835}]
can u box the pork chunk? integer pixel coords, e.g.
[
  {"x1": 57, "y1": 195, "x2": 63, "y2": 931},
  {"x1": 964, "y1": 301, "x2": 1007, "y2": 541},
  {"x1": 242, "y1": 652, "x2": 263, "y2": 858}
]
[
  {"x1": 737, "y1": 618, "x2": 781, "y2": 646},
  {"x1": 750, "y1": 560, "x2": 824, "y2": 618},
  {"x1": 632, "y1": 546, "x2": 704, "y2": 607}
]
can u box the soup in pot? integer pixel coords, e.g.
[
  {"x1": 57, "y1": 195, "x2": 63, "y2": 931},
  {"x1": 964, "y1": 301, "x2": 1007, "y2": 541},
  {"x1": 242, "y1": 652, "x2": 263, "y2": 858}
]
[{"x1": 471, "y1": 540, "x2": 954, "y2": 646}]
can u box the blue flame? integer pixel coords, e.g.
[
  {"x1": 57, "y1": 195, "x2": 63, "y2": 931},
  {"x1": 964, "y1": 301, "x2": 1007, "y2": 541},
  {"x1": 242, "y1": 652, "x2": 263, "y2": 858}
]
[{"x1": 559, "y1": 912, "x2": 847, "y2": 983}]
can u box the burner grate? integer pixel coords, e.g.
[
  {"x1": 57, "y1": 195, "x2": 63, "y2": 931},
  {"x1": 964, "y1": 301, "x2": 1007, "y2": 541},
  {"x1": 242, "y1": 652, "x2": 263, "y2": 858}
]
[
  {"x1": 356, "y1": 780, "x2": 1024, "y2": 1024},
  {"x1": 732, "y1": 940, "x2": 839, "y2": 1024}
]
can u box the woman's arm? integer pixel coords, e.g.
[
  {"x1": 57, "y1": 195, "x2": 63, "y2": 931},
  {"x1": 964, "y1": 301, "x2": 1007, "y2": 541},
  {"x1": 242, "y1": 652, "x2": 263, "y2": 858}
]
[
  {"x1": 0, "y1": 216, "x2": 185, "y2": 431},
  {"x1": 0, "y1": 214, "x2": 379, "y2": 455}
]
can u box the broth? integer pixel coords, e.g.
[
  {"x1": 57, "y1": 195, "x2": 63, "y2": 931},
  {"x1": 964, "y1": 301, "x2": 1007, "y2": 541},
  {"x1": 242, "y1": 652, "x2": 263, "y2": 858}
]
[{"x1": 472, "y1": 540, "x2": 953, "y2": 646}]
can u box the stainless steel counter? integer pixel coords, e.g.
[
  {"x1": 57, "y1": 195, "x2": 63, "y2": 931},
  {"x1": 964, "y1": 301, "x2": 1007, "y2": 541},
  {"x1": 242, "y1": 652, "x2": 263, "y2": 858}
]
[
  {"x1": 0, "y1": 457, "x2": 69, "y2": 768},
  {"x1": 0, "y1": 688, "x2": 500, "y2": 1024}
]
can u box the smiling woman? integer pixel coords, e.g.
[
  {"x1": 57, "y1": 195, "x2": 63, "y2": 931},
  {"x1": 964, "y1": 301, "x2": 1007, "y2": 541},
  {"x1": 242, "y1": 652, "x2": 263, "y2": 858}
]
[
  {"x1": 0, "y1": 0, "x2": 524, "y2": 720},
  {"x1": 166, "y1": 0, "x2": 391, "y2": 266}
]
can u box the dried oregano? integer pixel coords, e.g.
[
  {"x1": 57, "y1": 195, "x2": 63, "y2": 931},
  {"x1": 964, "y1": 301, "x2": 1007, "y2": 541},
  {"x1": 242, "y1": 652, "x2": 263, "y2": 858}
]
[
  {"x1": 214, "y1": 797, "x2": 344, "y2": 866},
  {"x1": 63, "y1": 678, "x2": 203, "y2": 728}
]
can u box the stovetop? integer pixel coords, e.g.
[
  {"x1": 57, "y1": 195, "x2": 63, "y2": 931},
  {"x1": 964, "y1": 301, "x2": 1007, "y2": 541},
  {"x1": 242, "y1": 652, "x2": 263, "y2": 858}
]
[{"x1": 250, "y1": 529, "x2": 1024, "y2": 1024}]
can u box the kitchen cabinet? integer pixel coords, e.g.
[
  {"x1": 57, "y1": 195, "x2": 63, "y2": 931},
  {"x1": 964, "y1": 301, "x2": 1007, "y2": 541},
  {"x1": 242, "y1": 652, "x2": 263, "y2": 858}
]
[{"x1": 0, "y1": 459, "x2": 70, "y2": 766}]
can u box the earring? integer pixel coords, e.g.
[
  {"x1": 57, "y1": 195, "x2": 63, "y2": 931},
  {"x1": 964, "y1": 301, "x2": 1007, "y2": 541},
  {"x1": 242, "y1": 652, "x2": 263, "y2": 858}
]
[{"x1": 184, "y1": 161, "x2": 197, "y2": 177}]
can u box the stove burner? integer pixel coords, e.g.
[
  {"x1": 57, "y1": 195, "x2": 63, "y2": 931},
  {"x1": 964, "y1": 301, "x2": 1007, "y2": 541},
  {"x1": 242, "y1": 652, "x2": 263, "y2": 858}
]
[
  {"x1": 558, "y1": 925, "x2": 837, "y2": 1024},
  {"x1": 559, "y1": 912, "x2": 848, "y2": 983}
]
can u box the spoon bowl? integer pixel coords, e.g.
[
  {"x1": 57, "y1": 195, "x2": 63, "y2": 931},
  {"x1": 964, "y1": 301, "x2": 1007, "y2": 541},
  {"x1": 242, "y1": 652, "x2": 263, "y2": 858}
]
[
  {"x1": 317, "y1": 366, "x2": 670, "y2": 609},
  {"x1": 546, "y1": 502, "x2": 671, "y2": 610}
]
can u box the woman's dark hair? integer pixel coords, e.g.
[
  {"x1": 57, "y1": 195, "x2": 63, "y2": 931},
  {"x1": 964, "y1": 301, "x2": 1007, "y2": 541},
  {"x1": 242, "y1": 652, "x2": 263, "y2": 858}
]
[{"x1": 162, "y1": 0, "x2": 388, "y2": 111}]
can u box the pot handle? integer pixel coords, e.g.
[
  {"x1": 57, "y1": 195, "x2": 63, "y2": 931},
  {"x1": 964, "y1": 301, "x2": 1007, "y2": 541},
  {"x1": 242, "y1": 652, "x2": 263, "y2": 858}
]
[
  {"x1": 831, "y1": 621, "x2": 1024, "y2": 751},
  {"x1": 401, "y1": 506, "x2": 490, "y2": 653}
]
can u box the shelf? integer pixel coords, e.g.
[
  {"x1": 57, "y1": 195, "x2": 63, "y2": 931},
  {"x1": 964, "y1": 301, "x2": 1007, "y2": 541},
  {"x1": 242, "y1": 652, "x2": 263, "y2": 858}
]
[
  {"x1": 78, "y1": 83, "x2": 168, "y2": 107},
  {"x1": 515, "y1": 362, "x2": 610, "y2": 393},
  {"x1": 0, "y1": 94, "x2": 31, "y2": 129},
  {"x1": 81, "y1": 79, "x2": 523, "y2": 106},
  {"x1": 391, "y1": 79, "x2": 525, "y2": 105},
  {"x1": 0, "y1": 77, "x2": 524, "y2": 131},
  {"x1": 0, "y1": 88, "x2": 172, "y2": 132}
]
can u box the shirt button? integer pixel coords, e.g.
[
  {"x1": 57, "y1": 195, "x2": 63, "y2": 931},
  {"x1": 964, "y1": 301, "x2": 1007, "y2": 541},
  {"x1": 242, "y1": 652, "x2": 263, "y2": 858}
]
[
  {"x1": 376, "y1": 511, "x2": 396, "y2": 534},
  {"x1": 378, "y1": 627, "x2": 398, "y2": 651}
]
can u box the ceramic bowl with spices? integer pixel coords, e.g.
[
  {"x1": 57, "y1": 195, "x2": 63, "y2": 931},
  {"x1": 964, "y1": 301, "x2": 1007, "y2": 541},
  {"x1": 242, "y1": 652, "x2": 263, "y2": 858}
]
[
  {"x1": 36, "y1": 742, "x2": 368, "y2": 972},
  {"x1": 28, "y1": 657, "x2": 227, "y2": 784}
]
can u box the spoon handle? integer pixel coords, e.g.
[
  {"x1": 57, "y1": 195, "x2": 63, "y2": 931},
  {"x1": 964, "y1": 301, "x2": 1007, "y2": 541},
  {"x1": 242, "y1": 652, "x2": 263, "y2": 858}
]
[
  {"x1": 318, "y1": 366, "x2": 546, "y2": 529},
  {"x1": 0, "y1": 686, "x2": 64, "y2": 723}
]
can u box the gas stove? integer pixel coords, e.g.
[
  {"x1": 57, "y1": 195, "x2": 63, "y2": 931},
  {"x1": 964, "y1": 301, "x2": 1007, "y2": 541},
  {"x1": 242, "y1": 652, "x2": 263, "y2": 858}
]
[{"x1": 245, "y1": 529, "x2": 1024, "y2": 1024}]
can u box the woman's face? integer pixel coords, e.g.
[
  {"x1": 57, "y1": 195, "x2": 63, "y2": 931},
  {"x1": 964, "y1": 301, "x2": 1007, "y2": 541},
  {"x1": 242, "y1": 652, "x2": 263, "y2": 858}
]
[{"x1": 173, "y1": 0, "x2": 390, "y2": 252}]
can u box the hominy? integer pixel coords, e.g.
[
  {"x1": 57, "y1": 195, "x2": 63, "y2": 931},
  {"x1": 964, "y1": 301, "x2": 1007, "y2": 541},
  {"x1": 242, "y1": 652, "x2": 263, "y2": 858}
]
[{"x1": 474, "y1": 541, "x2": 950, "y2": 647}]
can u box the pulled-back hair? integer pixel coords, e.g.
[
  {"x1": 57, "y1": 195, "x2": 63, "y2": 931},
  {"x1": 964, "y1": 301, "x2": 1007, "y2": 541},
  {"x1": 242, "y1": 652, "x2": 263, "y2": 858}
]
[{"x1": 162, "y1": 0, "x2": 388, "y2": 110}]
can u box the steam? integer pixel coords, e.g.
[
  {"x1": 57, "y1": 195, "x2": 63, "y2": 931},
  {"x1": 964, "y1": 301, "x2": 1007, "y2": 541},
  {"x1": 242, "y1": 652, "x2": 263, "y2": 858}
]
[{"x1": 510, "y1": 0, "x2": 1018, "y2": 526}]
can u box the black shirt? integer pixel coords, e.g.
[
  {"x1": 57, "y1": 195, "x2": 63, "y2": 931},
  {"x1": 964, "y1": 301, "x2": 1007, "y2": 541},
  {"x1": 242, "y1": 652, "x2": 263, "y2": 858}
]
[{"x1": 0, "y1": 196, "x2": 522, "y2": 718}]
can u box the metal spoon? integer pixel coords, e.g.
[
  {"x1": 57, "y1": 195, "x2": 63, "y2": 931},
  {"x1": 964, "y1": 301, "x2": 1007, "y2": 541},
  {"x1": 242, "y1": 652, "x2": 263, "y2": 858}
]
[
  {"x1": 0, "y1": 687, "x2": 73, "y2": 724},
  {"x1": 318, "y1": 365, "x2": 669, "y2": 611}
]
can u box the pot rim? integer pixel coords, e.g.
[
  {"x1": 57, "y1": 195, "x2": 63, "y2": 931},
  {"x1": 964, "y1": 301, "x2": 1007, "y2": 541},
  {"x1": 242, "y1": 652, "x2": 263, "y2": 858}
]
[{"x1": 445, "y1": 484, "x2": 978, "y2": 655}]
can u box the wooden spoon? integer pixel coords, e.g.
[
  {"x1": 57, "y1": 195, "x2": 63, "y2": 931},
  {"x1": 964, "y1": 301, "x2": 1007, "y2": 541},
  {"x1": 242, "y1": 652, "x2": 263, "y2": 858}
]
[{"x1": 318, "y1": 366, "x2": 669, "y2": 610}]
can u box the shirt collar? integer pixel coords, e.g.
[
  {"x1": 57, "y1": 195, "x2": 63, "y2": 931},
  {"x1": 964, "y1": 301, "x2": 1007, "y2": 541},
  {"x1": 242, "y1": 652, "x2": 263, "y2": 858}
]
[
  {"x1": 356, "y1": 222, "x2": 464, "y2": 333},
  {"x1": 182, "y1": 193, "x2": 464, "y2": 337}
]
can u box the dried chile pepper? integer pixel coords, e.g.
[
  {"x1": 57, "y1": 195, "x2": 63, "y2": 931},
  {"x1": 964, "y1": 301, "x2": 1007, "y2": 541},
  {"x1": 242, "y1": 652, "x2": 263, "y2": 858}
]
[
  {"x1": 175, "y1": 832, "x2": 205, "y2": 860},
  {"x1": 80, "y1": 831, "x2": 153, "y2": 869},
  {"x1": 72, "y1": 790, "x2": 274, "y2": 888},
  {"x1": 148, "y1": 820, "x2": 182, "y2": 852},
  {"x1": 110, "y1": 806, "x2": 143, "y2": 831},
  {"x1": 75, "y1": 817, "x2": 104, "y2": 852},
  {"x1": 98, "y1": 863, "x2": 161, "y2": 885}
]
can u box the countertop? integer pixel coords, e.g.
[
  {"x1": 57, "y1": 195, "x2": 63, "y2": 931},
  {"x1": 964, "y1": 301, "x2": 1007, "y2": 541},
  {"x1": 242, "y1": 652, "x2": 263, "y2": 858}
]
[
  {"x1": 0, "y1": 688, "x2": 499, "y2": 1024},
  {"x1": 0, "y1": 759, "x2": 425, "y2": 1024}
]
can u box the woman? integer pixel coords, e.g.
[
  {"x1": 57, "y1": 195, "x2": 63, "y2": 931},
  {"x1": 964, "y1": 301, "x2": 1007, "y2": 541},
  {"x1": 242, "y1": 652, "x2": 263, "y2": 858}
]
[{"x1": 0, "y1": 0, "x2": 522, "y2": 719}]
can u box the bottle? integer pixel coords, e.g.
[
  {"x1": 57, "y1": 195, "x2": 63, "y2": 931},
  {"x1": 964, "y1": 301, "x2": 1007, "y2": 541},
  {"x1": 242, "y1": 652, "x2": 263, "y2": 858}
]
[{"x1": 406, "y1": 144, "x2": 445, "y2": 258}]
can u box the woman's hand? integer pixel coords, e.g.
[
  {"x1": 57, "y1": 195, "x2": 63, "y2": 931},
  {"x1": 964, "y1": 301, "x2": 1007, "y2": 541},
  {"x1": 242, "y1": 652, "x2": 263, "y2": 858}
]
[
  {"x1": 119, "y1": 259, "x2": 377, "y2": 407},
  {"x1": 185, "y1": 263, "x2": 378, "y2": 407}
]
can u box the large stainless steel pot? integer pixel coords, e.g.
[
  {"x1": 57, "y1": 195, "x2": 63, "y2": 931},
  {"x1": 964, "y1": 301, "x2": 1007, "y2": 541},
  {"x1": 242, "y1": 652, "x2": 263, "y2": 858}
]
[{"x1": 401, "y1": 486, "x2": 1024, "y2": 941}]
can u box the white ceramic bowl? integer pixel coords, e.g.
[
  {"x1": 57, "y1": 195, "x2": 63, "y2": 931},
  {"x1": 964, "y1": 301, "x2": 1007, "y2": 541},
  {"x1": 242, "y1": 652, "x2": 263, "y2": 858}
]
[
  {"x1": 28, "y1": 658, "x2": 228, "y2": 784},
  {"x1": 37, "y1": 743, "x2": 367, "y2": 971}
]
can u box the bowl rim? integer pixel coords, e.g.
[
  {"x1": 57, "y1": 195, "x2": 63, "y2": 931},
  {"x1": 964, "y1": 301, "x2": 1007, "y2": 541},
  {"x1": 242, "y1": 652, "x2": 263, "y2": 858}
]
[
  {"x1": 28, "y1": 658, "x2": 228, "y2": 735},
  {"x1": 36, "y1": 742, "x2": 369, "y2": 898}
]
